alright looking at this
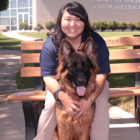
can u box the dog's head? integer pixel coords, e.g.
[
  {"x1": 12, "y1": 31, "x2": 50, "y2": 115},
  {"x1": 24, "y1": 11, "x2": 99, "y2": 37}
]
[{"x1": 57, "y1": 37, "x2": 99, "y2": 96}]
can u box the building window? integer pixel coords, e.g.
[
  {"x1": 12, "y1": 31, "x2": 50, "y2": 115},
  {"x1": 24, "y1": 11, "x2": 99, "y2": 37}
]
[
  {"x1": 30, "y1": 16, "x2": 32, "y2": 24},
  {"x1": 11, "y1": 17, "x2": 17, "y2": 25},
  {"x1": 0, "y1": 10, "x2": 9, "y2": 17},
  {"x1": 18, "y1": 14, "x2": 22, "y2": 23},
  {"x1": 0, "y1": 18, "x2": 10, "y2": 25},
  {"x1": 10, "y1": 0, "x2": 16, "y2": 8},
  {"x1": 24, "y1": 14, "x2": 28, "y2": 23},
  {"x1": 30, "y1": 0, "x2": 32, "y2": 7},
  {"x1": 18, "y1": 0, "x2": 28, "y2": 8},
  {"x1": 11, "y1": 26, "x2": 17, "y2": 30},
  {"x1": 30, "y1": 8, "x2": 32, "y2": 15},
  {"x1": 18, "y1": 8, "x2": 29, "y2": 12},
  {"x1": 11, "y1": 9, "x2": 17, "y2": 16}
]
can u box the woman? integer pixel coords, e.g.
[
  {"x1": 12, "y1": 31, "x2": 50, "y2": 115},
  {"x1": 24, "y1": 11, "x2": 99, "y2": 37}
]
[{"x1": 34, "y1": 1, "x2": 110, "y2": 140}]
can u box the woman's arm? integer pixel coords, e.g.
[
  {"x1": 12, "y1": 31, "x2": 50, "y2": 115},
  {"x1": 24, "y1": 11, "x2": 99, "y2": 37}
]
[{"x1": 43, "y1": 76, "x2": 82, "y2": 115}]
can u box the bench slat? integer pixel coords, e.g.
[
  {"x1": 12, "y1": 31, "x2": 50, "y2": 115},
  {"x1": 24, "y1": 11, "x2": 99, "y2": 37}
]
[
  {"x1": 109, "y1": 87, "x2": 140, "y2": 98},
  {"x1": 110, "y1": 63, "x2": 140, "y2": 74},
  {"x1": 105, "y1": 37, "x2": 140, "y2": 47},
  {"x1": 21, "y1": 67, "x2": 41, "y2": 77},
  {"x1": 21, "y1": 37, "x2": 140, "y2": 51},
  {"x1": 21, "y1": 49, "x2": 140, "y2": 64},
  {"x1": 7, "y1": 87, "x2": 140, "y2": 101},
  {"x1": 21, "y1": 63, "x2": 140, "y2": 77},
  {"x1": 21, "y1": 41, "x2": 44, "y2": 51},
  {"x1": 109, "y1": 49, "x2": 140, "y2": 60},
  {"x1": 21, "y1": 53, "x2": 40, "y2": 63},
  {"x1": 7, "y1": 91, "x2": 45, "y2": 101}
]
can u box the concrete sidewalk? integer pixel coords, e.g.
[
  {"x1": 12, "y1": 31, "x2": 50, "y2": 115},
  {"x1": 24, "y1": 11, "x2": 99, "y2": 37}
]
[
  {"x1": 2, "y1": 32, "x2": 37, "y2": 41},
  {"x1": 0, "y1": 32, "x2": 37, "y2": 92},
  {"x1": 0, "y1": 32, "x2": 140, "y2": 140}
]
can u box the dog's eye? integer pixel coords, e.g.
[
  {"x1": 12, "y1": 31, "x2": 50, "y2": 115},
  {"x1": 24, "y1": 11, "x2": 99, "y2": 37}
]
[
  {"x1": 82, "y1": 62, "x2": 88, "y2": 69},
  {"x1": 70, "y1": 63, "x2": 77, "y2": 69}
]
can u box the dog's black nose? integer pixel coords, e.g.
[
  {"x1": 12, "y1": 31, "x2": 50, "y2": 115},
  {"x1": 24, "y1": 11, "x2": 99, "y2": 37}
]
[{"x1": 77, "y1": 78, "x2": 86, "y2": 86}]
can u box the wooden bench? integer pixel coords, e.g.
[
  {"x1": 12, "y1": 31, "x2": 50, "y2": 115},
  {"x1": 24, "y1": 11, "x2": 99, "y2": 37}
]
[
  {"x1": 0, "y1": 26, "x2": 7, "y2": 32},
  {"x1": 7, "y1": 36, "x2": 140, "y2": 140}
]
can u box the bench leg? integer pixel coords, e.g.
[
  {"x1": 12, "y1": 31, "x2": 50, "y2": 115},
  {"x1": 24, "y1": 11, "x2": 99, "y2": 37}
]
[
  {"x1": 22, "y1": 101, "x2": 44, "y2": 140},
  {"x1": 137, "y1": 107, "x2": 140, "y2": 130}
]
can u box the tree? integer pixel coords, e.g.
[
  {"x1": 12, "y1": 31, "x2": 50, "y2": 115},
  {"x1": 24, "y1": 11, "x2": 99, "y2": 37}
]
[
  {"x1": 119, "y1": 21, "x2": 127, "y2": 31},
  {"x1": 136, "y1": 21, "x2": 140, "y2": 31},
  {"x1": 127, "y1": 21, "x2": 136, "y2": 31},
  {"x1": 34, "y1": 23, "x2": 44, "y2": 32},
  {"x1": 0, "y1": 0, "x2": 9, "y2": 11},
  {"x1": 97, "y1": 21, "x2": 108, "y2": 32},
  {"x1": 23, "y1": 22, "x2": 28, "y2": 31},
  {"x1": 108, "y1": 20, "x2": 119, "y2": 31},
  {"x1": 19, "y1": 22, "x2": 24, "y2": 30},
  {"x1": 90, "y1": 21, "x2": 99, "y2": 31},
  {"x1": 45, "y1": 21, "x2": 55, "y2": 32}
]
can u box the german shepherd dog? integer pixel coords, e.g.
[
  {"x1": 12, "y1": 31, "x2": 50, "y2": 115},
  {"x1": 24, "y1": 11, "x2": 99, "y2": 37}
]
[{"x1": 53, "y1": 37, "x2": 99, "y2": 140}]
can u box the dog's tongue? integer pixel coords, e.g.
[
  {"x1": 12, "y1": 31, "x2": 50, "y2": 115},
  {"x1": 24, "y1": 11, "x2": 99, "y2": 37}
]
[{"x1": 76, "y1": 86, "x2": 86, "y2": 96}]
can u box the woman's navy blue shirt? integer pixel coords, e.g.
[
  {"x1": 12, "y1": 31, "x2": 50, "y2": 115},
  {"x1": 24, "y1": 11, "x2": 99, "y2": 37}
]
[{"x1": 40, "y1": 31, "x2": 110, "y2": 77}]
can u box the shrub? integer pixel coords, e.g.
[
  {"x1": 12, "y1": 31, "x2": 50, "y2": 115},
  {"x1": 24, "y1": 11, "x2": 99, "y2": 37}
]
[
  {"x1": 28, "y1": 25, "x2": 32, "y2": 30},
  {"x1": 23, "y1": 22, "x2": 28, "y2": 31},
  {"x1": 90, "y1": 21, "x2": 99, "y2": 31},
  {"x1": 97, "y1": 21, "x2": 108, "y2": 32},
  {"x1": 136, "y1": 21, "x2": 140, "y2": 31},
  {"x1": 108, "y1": 20, "x2": 119, "y2": 31},
  {"x1": 19, "y1": 22, "x2": 24, "y2": 30},
  {"x1": 127, "y1": 21, "x2": 136, "y2": 31},
  {"x1": 119, "y1": 21, "x2": 127, "y2": 31},
  {"x1": 19, "y1": 22, "x2": 31, "y2": 31},
  {"x1": 45, "y1": 21, "x2": 55, "y2": 32},
  {"x1": 34, "y1": 23, "x2": 44, "y2": 32}
]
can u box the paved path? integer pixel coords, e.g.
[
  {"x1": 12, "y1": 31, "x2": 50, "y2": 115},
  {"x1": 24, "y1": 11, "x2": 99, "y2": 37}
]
[
  {"x1": 2, "y1": 32, "x2": 37, "y2": 41},
  {"x1": 0, "y1": 49, "x2": 24, "y2": 92},
  {"x1": 0, "y1": 32, "x2": 37, "y2": 92}
]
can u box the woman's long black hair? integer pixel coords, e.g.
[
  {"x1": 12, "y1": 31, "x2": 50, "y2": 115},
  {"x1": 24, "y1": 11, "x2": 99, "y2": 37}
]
[{"x1": 48, "y1": 1, "x2": 94, "y2": 49}]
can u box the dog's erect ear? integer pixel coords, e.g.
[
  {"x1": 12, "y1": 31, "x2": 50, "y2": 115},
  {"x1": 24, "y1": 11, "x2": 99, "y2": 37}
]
[
  {"x1": 82, "y1": 37, "x2": 96, "y2": 58},
  {"x1": 60, "y1": 39, "x2": 75, "y2": 59}
]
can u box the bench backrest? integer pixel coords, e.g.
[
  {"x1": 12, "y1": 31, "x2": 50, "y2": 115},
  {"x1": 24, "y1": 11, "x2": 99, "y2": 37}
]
[{"x1": 21, "y1": 36, "x2": 140, "y2": 78}]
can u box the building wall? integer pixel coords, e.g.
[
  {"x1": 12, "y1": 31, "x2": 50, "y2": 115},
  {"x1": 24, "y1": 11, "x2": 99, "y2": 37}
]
[{"x1": 36, "y1": 0, "x2": 140, "y2": 29}]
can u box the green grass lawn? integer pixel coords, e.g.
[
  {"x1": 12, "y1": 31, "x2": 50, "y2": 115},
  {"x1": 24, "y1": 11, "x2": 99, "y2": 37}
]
[
  {"x1": 19, "y1": 32, "x2": 48, "y2": 41},
  {"x1": 16, "y1": 64, "x2": 34, "y2": 89},
  {"x1": 0, "y1": 33, "x2": 21, "y2": 50},
  {"x1": 98, "y1": 31, "x2": 140, "y2": 38}
]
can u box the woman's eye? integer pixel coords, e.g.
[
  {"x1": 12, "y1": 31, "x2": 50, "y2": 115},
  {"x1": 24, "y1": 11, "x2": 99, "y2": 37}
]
[{"x1": 76, "y1": 18, "x2": 80, "y2": 21}]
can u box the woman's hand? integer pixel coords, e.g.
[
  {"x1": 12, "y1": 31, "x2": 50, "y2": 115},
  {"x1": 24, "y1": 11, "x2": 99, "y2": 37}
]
[
  {"x1": 58, "y1": 91, "x2": 82, "y2": 115},
  {"x1": 74, "y1": 98, "x2": 92, "y2": 120}
]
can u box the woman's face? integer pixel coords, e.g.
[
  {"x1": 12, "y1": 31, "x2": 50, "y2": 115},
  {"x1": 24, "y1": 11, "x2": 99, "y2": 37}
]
[{"x1": 61, "y1": 10, "x2": 85, "y2": 40}]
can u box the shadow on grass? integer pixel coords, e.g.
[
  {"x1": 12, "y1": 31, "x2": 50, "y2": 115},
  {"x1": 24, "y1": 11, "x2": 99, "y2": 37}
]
[
  {"x1": 0, "y1": 38, "x2": 13, "y2": 41},
  {"x1": 109, "y1": 96, "x2": 134, "y2": 106},
  {"x1": 0, "y1": 40, "x2": 21, "y2": 50},
  {"x1": 16, "y1": 64, "x2": 34, "y2": 89},
  {"x1": 0, "y1": 41, "x2": 21, "y2": 45}
]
